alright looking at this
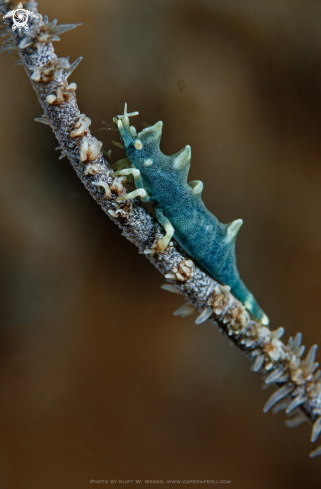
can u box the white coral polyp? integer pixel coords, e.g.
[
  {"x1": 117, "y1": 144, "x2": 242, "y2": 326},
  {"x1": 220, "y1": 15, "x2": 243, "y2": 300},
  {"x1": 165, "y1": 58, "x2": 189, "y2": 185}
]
[{"x1": 79, "y1": 136, "x2": 102, "y2": 162}]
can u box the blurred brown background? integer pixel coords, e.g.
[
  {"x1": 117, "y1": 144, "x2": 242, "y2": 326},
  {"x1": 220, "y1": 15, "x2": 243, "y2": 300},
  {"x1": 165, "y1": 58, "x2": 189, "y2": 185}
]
[{"x1": 1, "y1": 0, "x2": 321, "y2": 487}]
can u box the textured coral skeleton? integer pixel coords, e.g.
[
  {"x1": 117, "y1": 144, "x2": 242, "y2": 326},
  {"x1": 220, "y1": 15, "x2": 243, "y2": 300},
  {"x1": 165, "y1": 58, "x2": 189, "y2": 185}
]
[{"x1": 1, "y1": 0, "x2": 321, "y2": 458}]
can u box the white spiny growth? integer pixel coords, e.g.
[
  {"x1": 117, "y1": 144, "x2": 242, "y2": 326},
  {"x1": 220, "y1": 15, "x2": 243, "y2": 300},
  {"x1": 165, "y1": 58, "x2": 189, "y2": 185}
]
[
  {"x1": 45, "y1": 94, "x2": 55, "y2": 104},
  {"x1": 210, "y1": 285, "x2": 232, "y2": 316},
  {"x1": 263, "y1": 384, "x2": 294, "y2": 413},
  {"x1": 287, "y1": 333, "x2": 305, "y2": 358},
  {"x1": 29, "y1": 55, "x2": 72, "y2": 83},
  {"x1": 92, "y1": 181, "x2": 111, "y2": 200},
  {"x1": 173, "y1": 302, "x2": 197, "y2": 318},
  {"x1": 263, "y1": 330, "x2": 286, "y2": 365},
  {"x1": 84, "y1": 163, "x2": 102, "y2": 176},
  {"x1": 251, "y1": 330, "x2": 321, "y2": 447},
  {"x1": 178, "y1": 259, "x2": 194, "y2": 280},
  {"x1": 163, "y1": 259, "x2": 194, "y2": 282},
  {"x1": 270, "y1": 398, "x2": 289, "y2": 414},
  {"x1": 29, "y1": 54, "x2": 82, "y2": 84},
  {"x1": 272, "y1": 399, "x2": 290, "y2": 414},
  {"x1": 143, "y1": 240, "x2": 160, "y2": 255},
  {"x1": 265, "y1": 365, "x2": 288, "y2": 383},
  {"x1": 290, "y1": 344, "x2": 319, "y2": 385},
  {"x1": 64, "y1": 83, "x2": 77, "y2": 95},
  {"x1": 34, "y1": 113, "x2": 49, "y2": 125},
  {"x1": 0, "y1": 21, "x2": 8, "y2": 37},
  {"x1": 107, "y1": 205, "x2": 129, "y2": 218},
  {"x1": 0, "y1": 37, "x2": 15, "y2": 53},
  {"x1": 301, "y1": 345, "x2": 319, "y2": 377},
  {"x1": 111, "y1": 177, "x2": 125, "y2": 195},
  {"x1": 195, "y1": 307, "x2": 213, "y2": 324},
  {"x1": 285, "y1": 392, "x2": 308, "y2": 414},
  {"x1": 309, "y1": 445, "x2": 321, "y2": 458},
  {"x1": 165, "y1": 272, "x2": 176, "y2": 280},
  {"x1": 166, "y1": 270, "x2": 321, "y2": 453},
  {"x1": 65, "y1": 56, "x2": 82, "y2": 79},
  {"x1": 70, "y1": 114, "x2": 91, "y2": 138},
  {"x1": 79, "y1": 136, "x2": 102, "y2": 163},
  {"x1": 55, "y1": 145, "x2": 67, "y2": 160},
  {"x1": 18, "y1": 15, "x2": 82, "y2": 53},
  {"x1": 108, "y1": 210, "x2": 119, "y2": 218},
  {"x1": 46, "y1": 80, "x2": 77, "y2": 105},
  {"x1": 311, "y1": 416, "x2": 321, "y2": 443},
  {"x1": 252, "y1": 353, "x2": 265, "y2": 372},
  {"x1": 285, "y1": 413, "x2": 307, "y2": 428},
  {"x1": 1, "y1": 1, "x2": 37, "y2": 8},
  {"x1": 160, "y1": 284, "x2": 182, "y2": 295}
]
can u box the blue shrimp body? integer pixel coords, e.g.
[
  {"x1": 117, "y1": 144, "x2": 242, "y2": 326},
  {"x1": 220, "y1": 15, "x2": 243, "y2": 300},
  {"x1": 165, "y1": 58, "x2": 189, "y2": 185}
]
[{"x1": 114, "y1": 108, "x2": 268, "y2": 325}]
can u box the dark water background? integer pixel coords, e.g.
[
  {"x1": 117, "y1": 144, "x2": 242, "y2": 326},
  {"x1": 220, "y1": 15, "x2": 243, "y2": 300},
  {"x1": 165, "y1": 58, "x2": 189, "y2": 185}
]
[{"x1": 0, "y1": 0, "x2": 321, "y2": 487}]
